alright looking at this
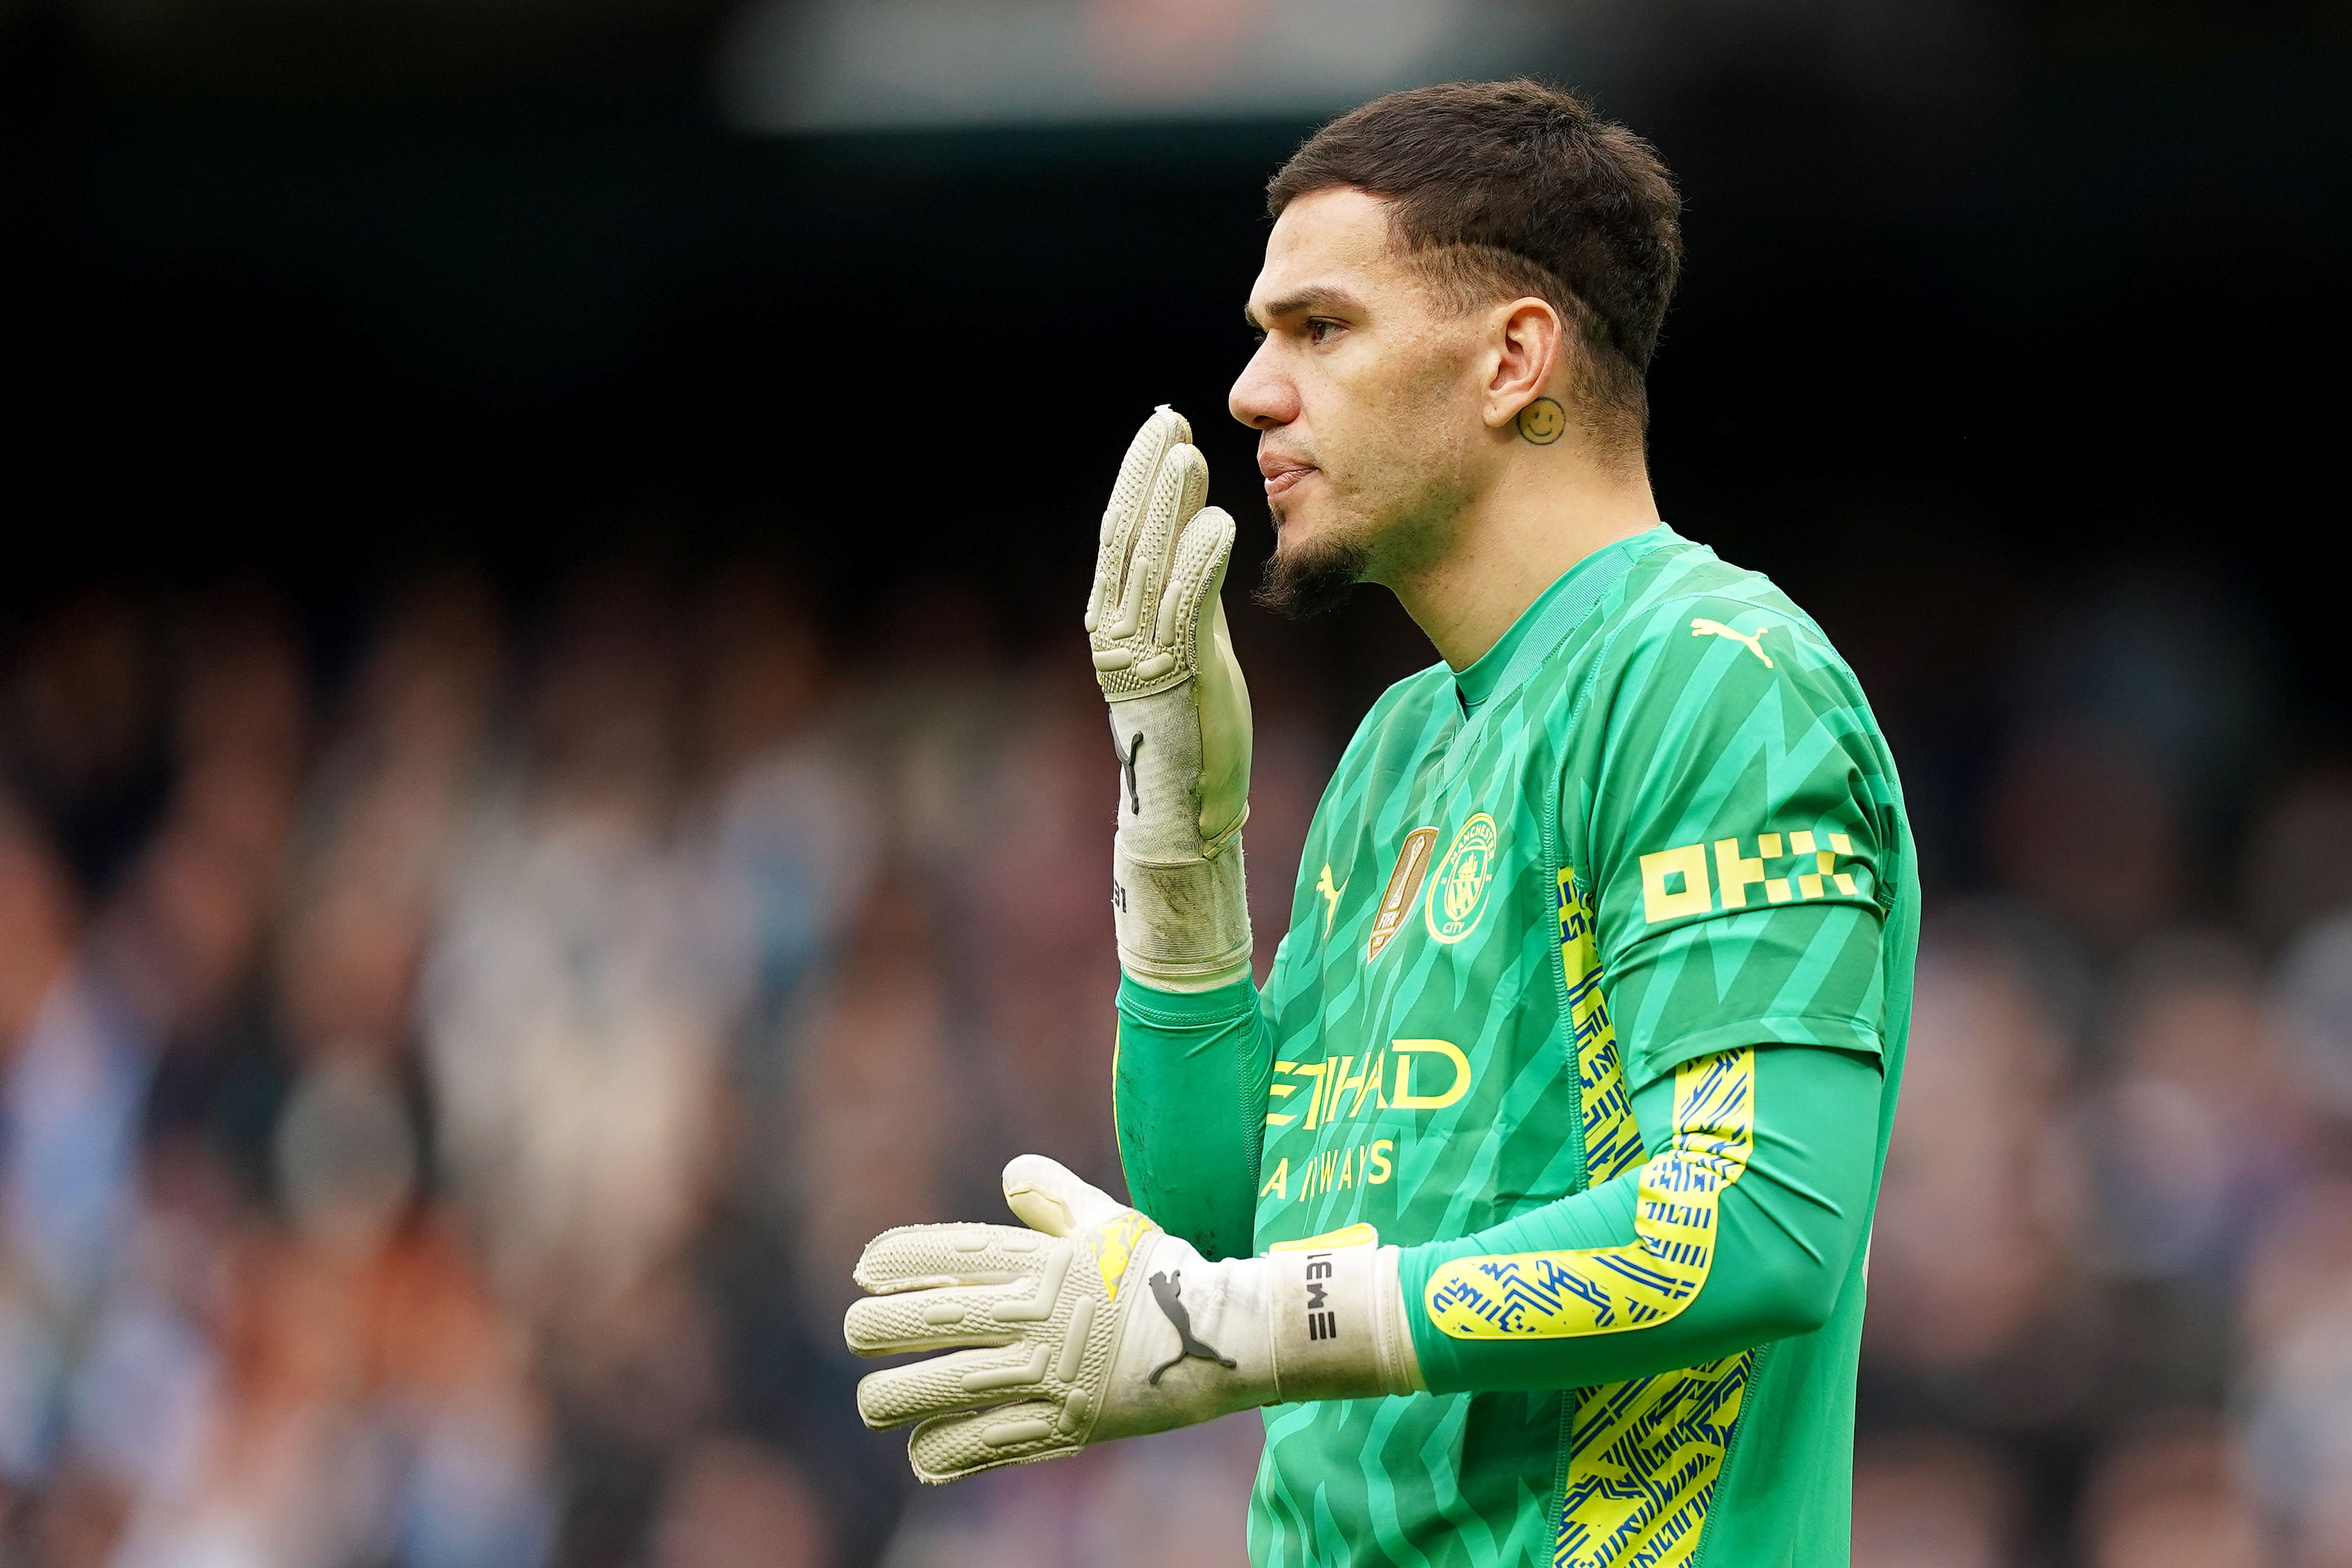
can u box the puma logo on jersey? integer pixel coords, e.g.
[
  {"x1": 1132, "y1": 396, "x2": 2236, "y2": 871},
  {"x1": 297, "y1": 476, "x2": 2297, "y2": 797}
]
[
  {"x1": 1316, "y1": 863, "x2": 1347, "y2": 936},
  {"x1": 1690, "y1": 617, "x2": 1773, "y2": 667}
]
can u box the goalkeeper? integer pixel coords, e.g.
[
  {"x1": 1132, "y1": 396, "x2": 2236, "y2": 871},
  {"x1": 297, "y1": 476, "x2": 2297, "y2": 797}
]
[{"x1": 848, "y1": 80, "x2": 1916, "y2": 1568}]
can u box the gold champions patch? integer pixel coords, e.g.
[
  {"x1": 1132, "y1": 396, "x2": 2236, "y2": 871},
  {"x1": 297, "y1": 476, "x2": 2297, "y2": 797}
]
[{"x1": 1366, "y1": 827, "x2": 1438, "y2": 960}]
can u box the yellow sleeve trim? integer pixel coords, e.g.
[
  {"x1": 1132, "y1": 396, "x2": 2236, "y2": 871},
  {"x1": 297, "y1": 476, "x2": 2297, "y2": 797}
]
[{"x1": 1422, "y1": 1050, "x2": 1755, "y2": 1339}]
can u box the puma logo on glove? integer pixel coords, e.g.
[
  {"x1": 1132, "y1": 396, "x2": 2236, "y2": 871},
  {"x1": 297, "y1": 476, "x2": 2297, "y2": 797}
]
[
  {"x1": 1115, "y1": 730, "x2": 1146, "y2": 816},
  {"x1": 1147, "y1": 1270, "x2": 1237, "y2": 1383},
  {"x1": 1086, "y1": 407, "x2": 1256, "y2": 988},
  {"x1": 845, "y1": 1155, "x2": 1420, "y2": 1484}
]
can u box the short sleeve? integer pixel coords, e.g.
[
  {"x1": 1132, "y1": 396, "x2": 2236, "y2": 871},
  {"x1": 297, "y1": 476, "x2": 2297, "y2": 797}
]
[{"x1": 1575, "y1": 594, "x2": 1895, "y2": 1090}]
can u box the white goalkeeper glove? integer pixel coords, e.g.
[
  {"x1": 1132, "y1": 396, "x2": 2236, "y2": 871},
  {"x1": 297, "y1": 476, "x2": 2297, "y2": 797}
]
[
  {"x1": 846, "y1": 1156, "x2": 1422, "y2": 1484},
  {"x1": 1085, "y1": 407, "x2": 1254, "y2": 990}
]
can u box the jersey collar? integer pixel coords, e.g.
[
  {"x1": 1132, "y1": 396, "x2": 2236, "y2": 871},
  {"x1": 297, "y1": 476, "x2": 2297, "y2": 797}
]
[{"x1": 1452, "y1": 524, "x2": 1676, "y2": 716}]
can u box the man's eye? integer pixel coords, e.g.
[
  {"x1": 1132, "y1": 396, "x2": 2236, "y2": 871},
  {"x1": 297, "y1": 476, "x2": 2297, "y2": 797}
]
[{"x1": 1306, "y1": 319, "x2": 1343, "y2": 344}]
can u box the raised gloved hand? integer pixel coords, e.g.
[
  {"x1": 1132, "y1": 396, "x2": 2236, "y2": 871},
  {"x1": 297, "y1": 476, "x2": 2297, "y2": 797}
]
[
  {"x1": 1085, "y1": 407, "x2": 1255, "y2": 990},
  {"x1": 846, "y1": 1156, "x2": 1420, "y2": 1484}
]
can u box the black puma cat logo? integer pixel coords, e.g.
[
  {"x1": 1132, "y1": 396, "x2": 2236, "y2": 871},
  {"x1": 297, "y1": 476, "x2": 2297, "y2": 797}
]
[
  {"x1": 1114, "y1": 731, "x2": 1145, "y2": 815},
  {"x1": 1146, "y1": 1270, "x2": 1236, "y2": 1384}
]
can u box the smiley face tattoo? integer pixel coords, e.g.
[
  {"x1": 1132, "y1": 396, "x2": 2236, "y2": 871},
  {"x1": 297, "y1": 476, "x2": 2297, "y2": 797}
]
[{"x1": 1516, "y1": 396, "x2": 1566, "y2": 444}]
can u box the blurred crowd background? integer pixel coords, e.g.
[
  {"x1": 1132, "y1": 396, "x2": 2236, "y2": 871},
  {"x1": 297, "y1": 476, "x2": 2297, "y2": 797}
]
[
  {"x1": 5, "y1": 1, "x2": 2352, "y2": 1566},
  {"x1": 7, "y1": 533, "x2": 2352, "y2": 1568}
]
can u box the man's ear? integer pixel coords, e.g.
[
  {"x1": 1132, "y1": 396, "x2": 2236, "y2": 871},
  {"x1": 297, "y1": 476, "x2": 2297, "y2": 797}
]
[{"x1": 1482, "y1": 297, "x2": 1566, "y2": 431}]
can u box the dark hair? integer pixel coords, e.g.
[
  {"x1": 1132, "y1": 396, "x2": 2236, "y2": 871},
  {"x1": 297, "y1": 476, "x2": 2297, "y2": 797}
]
[{"x1": 1267, "y1": 80, "x2": 1682, "y2": 447}]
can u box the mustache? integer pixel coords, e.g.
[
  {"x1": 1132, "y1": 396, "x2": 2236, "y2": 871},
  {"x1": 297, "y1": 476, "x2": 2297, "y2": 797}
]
[{"x1": 1256, "y1": 441, "x2": 1317, "y2": 477}]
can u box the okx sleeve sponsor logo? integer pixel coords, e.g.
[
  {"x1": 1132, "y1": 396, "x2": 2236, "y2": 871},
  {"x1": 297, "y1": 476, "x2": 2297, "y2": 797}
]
[{"x1": 1639, "y1": 827, "x2": 1869, "y2": 922}]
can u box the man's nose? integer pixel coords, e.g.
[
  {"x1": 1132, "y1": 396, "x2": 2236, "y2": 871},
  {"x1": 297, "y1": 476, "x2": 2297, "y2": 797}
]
[{"x1": 1228, "y1": 341, "x2": 1296, "y2": 431}]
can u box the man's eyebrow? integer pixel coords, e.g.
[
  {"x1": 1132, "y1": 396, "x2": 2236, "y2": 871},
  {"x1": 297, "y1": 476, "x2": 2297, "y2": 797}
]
[{"x1": 1245, "y1": 287, "x2": 1368, "y2": 330}]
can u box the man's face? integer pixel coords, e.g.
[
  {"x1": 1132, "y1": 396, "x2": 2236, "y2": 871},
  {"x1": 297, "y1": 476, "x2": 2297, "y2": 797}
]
[{"x1": 1230, "y1": 187, "x2": 1493, "y2": 615}]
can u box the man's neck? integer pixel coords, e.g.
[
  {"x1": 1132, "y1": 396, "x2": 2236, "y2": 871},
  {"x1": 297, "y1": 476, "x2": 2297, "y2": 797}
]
[{"x1": 1384, "y1": 454, "x2": 1662, "y2": 671}]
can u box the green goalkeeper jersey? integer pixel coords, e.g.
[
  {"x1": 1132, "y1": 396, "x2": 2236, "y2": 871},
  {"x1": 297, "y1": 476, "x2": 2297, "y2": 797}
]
[{"x1": 1114, "y1": 523, "x2": 1915, "y2": 1568}]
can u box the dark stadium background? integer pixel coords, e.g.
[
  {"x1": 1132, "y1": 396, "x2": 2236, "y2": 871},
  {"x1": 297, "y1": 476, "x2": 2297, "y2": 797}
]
[{"x1": 3, "y1": 3, "x2": 2350, "y2": 1565}]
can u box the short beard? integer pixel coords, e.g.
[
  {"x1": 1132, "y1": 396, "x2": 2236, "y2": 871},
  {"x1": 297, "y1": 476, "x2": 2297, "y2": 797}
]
[{"x1": 1255, "y1": 529, "x2": 1371, "y2": 619}]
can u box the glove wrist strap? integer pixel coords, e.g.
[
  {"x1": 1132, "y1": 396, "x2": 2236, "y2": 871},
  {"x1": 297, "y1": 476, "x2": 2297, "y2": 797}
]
[
  {"x1": 1113, "y1": 832, "x2": 1252, "y2": 988},
  {"x1": 1263, "y1": 1239, "x2": 1424, "y2": 1402}
]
